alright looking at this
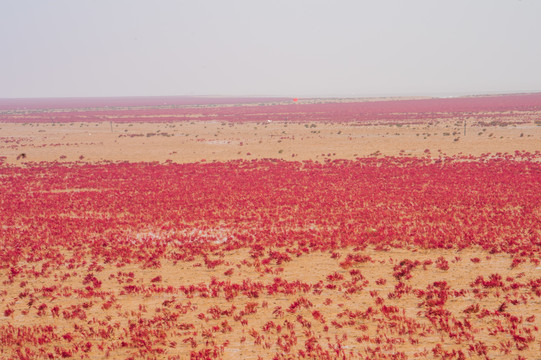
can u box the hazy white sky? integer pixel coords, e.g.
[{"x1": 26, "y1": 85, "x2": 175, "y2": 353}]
[{"x1": 1, "y1": 0, "x2": 540, "y2": 98}]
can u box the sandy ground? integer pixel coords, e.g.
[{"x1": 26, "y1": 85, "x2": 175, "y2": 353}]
[
  {"x1": 1, "y1": 107, "x2": 541, "y2": 359},
  {"x1": 1, "y1": 119, "x2": 540, "y2": 164},
  {"x1": 2, "y1": 245, "x2": 540, "y2": 359}
]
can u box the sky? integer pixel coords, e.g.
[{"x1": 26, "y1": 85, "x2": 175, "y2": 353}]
[{"x1": 1, "y1": 0, "x2": 540, "y2": 99}]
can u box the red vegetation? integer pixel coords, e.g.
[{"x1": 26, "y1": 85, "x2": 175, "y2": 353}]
[
  {"x1": 1, "y1": 93, "x2": 540, "y2": 124},
  {"x1": 0, "y1": 153, "x2": 540, "y2": 358}
]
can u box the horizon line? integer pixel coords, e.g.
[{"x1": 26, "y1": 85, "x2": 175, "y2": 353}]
[{"x1": 2, "y1": 89, "x2": 541, "y2": 101}]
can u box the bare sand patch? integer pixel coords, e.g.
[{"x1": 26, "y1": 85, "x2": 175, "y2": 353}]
[{"x1": 1, "y1": 118, "x2": 540, "y2": 164}]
